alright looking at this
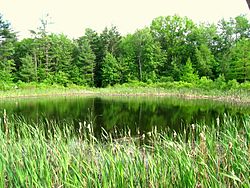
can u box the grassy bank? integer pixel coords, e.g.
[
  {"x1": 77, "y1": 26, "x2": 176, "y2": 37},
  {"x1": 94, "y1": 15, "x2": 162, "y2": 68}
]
[
  {"x1": 0, "y1": 114, "x2": 249, "y2": 187},
  {"x1": 0, "y1": 82, "x2": 250, "y2": 104}
]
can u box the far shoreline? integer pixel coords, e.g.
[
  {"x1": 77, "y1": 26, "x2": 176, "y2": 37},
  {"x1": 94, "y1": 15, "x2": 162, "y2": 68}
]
[{"x1": 0, "y1": 88, "x2": 249, "y2": 105}]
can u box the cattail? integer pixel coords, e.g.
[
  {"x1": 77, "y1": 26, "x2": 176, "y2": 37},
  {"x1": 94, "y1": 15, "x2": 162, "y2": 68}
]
[
  {"x1": 87, "y1": 123, "x2": 92, "y2": 134},
  {"x1": 216, "y1": 117, "x2": 220, "y2": 126},
  {"x1": 3, "y1": 109, "x2": 8, "y2": 137},
  {"x1": 142, "y1": 147, "x2": 148, "y2": 171},
  {"x1": 199, "y1": 132, "x2": 208, "y2": 182},
  {"x1": 228, "y1": 141, "x2": 233, "y2": 173},
  {"x1": 79, "y1": 122, "x2": 82, "y2": 140},
  {"x1": 199, "y1": 132, "x2": 207, "y2": 158},
  {"x1": 79, "y1": 122, "x2": 82, "y2": 133},
  {"x1": 225, "y1": 141, "x2": 234, "y2": 186},
  {"x1": 191, "y1": 124, "x2": 195, "y2": 152},
  {"x1": 154, "y1": 126, "x2": 157, "y2": 135}
]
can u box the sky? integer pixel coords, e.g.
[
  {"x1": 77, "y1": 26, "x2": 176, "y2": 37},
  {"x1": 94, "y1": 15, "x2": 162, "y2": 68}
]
[{"x1": 0, "y1": 0, "x2": 249, "y2": 39}]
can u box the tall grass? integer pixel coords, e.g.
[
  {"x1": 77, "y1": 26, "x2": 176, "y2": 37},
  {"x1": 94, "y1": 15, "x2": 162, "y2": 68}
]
[{"x1": 0, "y1": 114, "x2": 249, "y2": 187}]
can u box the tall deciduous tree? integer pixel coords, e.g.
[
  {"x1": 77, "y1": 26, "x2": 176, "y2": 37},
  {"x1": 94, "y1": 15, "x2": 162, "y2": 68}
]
[
  {"x1": 195, "y1": 44, "x2": 217, "y2": 79},
  {"x1": 227, "y1": 38, "x2": 250, "y2": 82},
  {"x1": 150, "y1": 15, "x2": 196, "y2": 80},
  {"x1": 119, "y1": 28, "x2": 164, "y2": 82},
  {"x1": 132, "y1": 28, "x2": 163, "y2": 82}
]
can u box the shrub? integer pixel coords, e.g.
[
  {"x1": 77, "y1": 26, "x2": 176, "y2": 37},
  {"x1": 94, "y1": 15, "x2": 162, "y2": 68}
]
[{"x1": 198, "y1": 76, "x2": 214, "y2": 90}]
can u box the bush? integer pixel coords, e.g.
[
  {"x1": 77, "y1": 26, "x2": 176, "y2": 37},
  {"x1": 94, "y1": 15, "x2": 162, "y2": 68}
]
[
  {"x1": 198, "y1": 76, "x2": 214, "y2": 90},
  {"x1": 227, "y1": 79, "x2": 239, "y2": 90},
  {"x1": 240, "y1": 81, "x2": 250, "y2": 90},
  {"x1": 158, "y1": 76, "x2": 174, "y2": 83},
  {"x1": 16, "y1": 81, "x2": 37, "y2": 89},
  {"x1": 175, "y1": 81, "x2": 195, "y2": 89},
  {"x1": 214, "y1": 75, "x2": 227, "y2": 90},
  {"x1": 0, "y1": 81, "x2": 14, "y2": 91}
]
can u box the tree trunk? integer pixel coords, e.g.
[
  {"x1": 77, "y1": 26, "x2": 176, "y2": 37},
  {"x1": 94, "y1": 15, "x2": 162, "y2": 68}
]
[
  {"x1": 138, "y1": 53, "x2": 142, "y2": 81},
  {"x1": 45, "y1": 45, "x2": 49, "y2": 75},
  {"x1": 247, "y1": 0, "x2": 250, "y2": 9},
  {"x1": 33, "y1": 52, "x2": 37, "y2": 81}
]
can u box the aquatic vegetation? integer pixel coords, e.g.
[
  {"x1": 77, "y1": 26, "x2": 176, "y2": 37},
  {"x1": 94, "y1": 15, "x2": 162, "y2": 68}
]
[{"x1": 0, "y1": 114, "x2": 249, "y2": 187}]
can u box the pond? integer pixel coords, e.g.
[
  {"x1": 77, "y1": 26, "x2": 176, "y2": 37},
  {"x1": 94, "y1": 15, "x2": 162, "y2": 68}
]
[{"x1": 0, "y1": 96, "x2": 249, "y2": 136}]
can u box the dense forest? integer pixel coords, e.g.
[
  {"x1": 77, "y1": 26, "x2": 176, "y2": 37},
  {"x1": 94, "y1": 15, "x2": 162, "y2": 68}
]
[{"x1": 0, "y1": 14, "x2": 249, "y2": 89}]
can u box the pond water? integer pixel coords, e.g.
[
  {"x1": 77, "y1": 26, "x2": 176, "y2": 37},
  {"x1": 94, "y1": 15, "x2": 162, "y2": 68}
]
[{"x1": 0, "y1": 96, "x2": 249, "y2": 136}]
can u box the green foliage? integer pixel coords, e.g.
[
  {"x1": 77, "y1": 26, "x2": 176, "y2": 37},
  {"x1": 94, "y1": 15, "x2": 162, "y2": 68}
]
[
  {"x1": 226, "y1": 38, "x2": 250, "y2": 82},
  {"x1": 195, "y1": 44, "x2": 217, "y2": 78},
  {"x1": 53, "y1": 71, "x2": 71, "y2": 86},
  {"x1": 150, "y1": 15, "x2": 196, "y2": 77},
  {"x1": 197, "y1": 76, "x2": 214, "y2": 90},
  {"x1": 181, "y1": 58, "x2": 199, "y2": 83},
  {"x1": 214, "y1": 74, "x2": 227, "y2": 90},
  {"x1": 19, "y1": 55, "x2": 36, "y2": 82},
  {"x1": 0, "y1": 115, "x2": 249, "y2": 187},
  {"x1": 0, "y1": 14, "x2": 249, "y2": 90},
  {"x1": 102, "y1": 53, "x2": 120, "y2": 87},
  {"x1": 227, "y1": 79, "x2": 239, "y2": 90},
  {"x1": 0, "y1": 15, "x2": 16, "y2": 84},
  {"x1": 0, "y1": 59, "x2": 15, "y2": 83},
  {"x1": 74, "y1": 37, "x2": 96, "y2": 86}
]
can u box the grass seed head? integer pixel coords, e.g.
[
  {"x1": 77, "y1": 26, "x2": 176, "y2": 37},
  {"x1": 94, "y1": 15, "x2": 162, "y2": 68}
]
[
  {"x1": 191, "y1": 124, "x2": 195, "y2": 130},
  {"x1": 229, "y1": 142, "x2": 233, "y2": 150},
  {"x1": 173, "y1": 131, "x2": 177, "y2": 138}
]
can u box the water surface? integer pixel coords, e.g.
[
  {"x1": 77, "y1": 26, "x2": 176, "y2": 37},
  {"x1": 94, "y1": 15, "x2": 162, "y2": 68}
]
[{"x1": 0, "y1": 96, "x2": 249, "y2": 135}]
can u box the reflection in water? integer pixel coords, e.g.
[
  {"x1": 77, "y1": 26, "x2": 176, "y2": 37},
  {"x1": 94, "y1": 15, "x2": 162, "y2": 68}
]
[{"x1": 0, "y1": 96, "x2": 249, "y2": 136}]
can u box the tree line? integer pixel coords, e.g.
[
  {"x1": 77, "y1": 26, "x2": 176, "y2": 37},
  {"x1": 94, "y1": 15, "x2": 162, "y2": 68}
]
[{"x1": 0, "y1": 14, "x2": 249, "y2": 88}]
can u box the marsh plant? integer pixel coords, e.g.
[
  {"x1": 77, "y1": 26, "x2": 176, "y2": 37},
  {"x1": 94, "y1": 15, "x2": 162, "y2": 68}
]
[{"x1": 0, "y1": 112, "x2": 249, "y2": 187}]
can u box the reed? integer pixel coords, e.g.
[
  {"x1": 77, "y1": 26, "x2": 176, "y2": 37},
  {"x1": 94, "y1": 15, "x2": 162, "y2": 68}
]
[{"x1": 0, "y1": 114, "x2": 249, "y2": 187}]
